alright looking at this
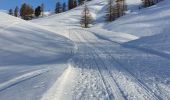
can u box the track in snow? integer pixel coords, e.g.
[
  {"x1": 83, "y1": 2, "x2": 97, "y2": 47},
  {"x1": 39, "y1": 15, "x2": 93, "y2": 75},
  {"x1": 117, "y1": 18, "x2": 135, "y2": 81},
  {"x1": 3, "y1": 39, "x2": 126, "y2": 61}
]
[
  {"x1": 0, "y1": 69, "x2": 48, "y2": 92},
  {"x1": 72, "y1": 29, "x2": 160, "y2": 100},
  {"x1": 41, "y1": 28, "x2": 164, "y2": 100}
]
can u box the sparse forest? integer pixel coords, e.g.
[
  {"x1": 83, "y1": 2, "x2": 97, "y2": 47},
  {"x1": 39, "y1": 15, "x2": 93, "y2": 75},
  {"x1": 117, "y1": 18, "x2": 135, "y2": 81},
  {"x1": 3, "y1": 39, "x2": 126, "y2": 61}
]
[
  {"x1": 7, "y1": 0, "x2": 163, "y2": 23},
  {"x1": 141, "y1": 0, "x2": 163, "y2": 7}
]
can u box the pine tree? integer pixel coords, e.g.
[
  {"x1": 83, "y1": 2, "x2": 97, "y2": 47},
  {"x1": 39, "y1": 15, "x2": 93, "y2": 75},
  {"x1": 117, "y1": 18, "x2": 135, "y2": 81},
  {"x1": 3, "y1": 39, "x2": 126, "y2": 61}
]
[
  {"x1": 35, "y1": 6, "x2": 41, "y2": 17},
  {"x1": 55, "y1": 2, "x2": 62, "y2": 14},
  {"x1": 68, "y1": 0, "x2": 74, "y2": 10},
  {"x1": 68, "y1": 0, "x2": 77, "y2": 10},
  {"x1": 9, "y1": 9, "x2": 13, "y2": 16},
  {"x1": 63, "y1": 3, "x2": 66, "y2": 12},
  {"x1": 80, "y1": 3, "x2": 92, "y2": 28},
  {"x1": 20, "y1": 3, "x2": 26, "y2": 18},
  {"x1": 14, "y1": 6, "x2": 19, "y2": 17}
]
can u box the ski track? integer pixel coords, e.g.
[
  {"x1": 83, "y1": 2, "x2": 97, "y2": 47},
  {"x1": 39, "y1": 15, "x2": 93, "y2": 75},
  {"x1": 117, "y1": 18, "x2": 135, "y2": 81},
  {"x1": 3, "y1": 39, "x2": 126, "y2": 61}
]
[
  {"x1": 72, "y1": 30, "x2": 125, "y2": 100},
  {"x1": 0, "y1": 69, "x2": 48, "y2": 92},
  {"x1": 70, "y1": 29, "x2": 161, "y2": 100},
  {"x1": 80, "y1": 29, "x2": 161, "y2": 100}
]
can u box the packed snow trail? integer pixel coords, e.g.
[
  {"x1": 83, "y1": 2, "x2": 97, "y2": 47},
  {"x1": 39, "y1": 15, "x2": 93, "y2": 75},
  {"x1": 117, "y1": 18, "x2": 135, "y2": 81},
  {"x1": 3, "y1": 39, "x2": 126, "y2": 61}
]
[{"x1": 41, "y1": 28, "x2": 170, "y2": 100}]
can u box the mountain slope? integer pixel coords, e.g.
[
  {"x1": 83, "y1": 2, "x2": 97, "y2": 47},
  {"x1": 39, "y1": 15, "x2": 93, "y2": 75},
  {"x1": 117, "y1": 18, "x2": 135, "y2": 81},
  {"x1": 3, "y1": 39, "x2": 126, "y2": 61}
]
[
  {"x1": 105, "y1": 0, "x2": 170, "y2": 37},
  {"x1": 0, "y1": 0, "x2": 170, "y2": 99},
  {"x1": 33, "y1": 0, "x2": 170, "y2": 100},
  {"x1": 0, "y1": 12, "x2": 74, "y2": 65},
  {"x1": 0, "y1": 12, "x2": 74, "y2": 100}
]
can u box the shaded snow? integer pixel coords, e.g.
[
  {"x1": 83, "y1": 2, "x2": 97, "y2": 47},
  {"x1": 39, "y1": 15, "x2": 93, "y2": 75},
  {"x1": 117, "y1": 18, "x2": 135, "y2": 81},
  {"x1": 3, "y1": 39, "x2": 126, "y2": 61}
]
[{"x1": 0, "y1": 12, "x2": 74, "y2": 100}]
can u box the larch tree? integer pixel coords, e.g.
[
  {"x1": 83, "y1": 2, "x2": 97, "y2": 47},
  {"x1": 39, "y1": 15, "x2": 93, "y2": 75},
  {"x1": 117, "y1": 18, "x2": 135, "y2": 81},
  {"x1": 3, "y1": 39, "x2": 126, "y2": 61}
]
[
  {"x1": 106, "y1": 0, "x2": 115, "y2": 21},
  {"x1": 80, "y1": 2, "x2": 93, "y2": 28},
  {"x1": 141, "y1": 0, "x2": 163, "y2": 7},
  {"x1": 20, "y1": 3, "x2": 34, "y2": 20}
]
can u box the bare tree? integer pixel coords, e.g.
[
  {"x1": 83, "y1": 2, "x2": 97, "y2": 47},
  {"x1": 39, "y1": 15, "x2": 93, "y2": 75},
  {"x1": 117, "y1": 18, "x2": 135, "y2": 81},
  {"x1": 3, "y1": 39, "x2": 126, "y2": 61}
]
[
  {"x1": 141, "y1": 0, "x2": 163, "y2": 7},
  {"x1": 106, "y1": 0, "x2": 115, "y2": 21},
  {"x1": 80, "y1": 3, "x2": 92, "y2": 28}
]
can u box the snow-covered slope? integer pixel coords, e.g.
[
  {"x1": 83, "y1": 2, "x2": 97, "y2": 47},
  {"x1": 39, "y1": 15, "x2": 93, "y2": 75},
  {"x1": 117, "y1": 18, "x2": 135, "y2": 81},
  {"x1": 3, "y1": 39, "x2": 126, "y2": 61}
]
[
  {"x1": 0, "y1": 12, "x2": 74, "y2": 65},
  {"x1": 32, "y1": 0, "x2": 170, "y2": 100},
  {"x1": 1, "y1": 0, "x2": 170, "y2": 99},
  {"x1": 104, "y1": 0, "x2": 170, "y2": 58},
  {"x1": 0, "y1": 12, "x2": 74, "y2": 100},
  {"x1": 105, "y1": 0, "x2": 170, "y2": 37},
  {"x1": 32, "y1": 0, "x2": 142, "y2": 37}
]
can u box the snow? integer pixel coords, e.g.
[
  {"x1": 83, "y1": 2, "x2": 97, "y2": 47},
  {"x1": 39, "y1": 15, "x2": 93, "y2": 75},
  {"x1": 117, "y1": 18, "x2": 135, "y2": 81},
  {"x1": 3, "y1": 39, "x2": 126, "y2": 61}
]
[
  {"x1": 0, "y1": 0, "x2": 170, "y2": 99},
  {"x1": 0, "y1": 10, "x2": 8, "y2": 13},
  {"x1": 0, "y1": 12, "x2": 74, "y2": 100}
]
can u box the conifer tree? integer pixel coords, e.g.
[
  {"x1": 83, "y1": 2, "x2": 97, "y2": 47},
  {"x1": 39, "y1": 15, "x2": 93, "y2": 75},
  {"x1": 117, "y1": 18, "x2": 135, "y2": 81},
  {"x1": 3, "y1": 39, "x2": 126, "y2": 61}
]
[
  {"x1": 35, "y1": 6, "x2": 41, "y2": 17},
  {"x1": 68, "y1": 0, "x2": 77, "y2": 10},
  {"x1": 68, "y1": 0, "x2": 74, "y2": 10},
  {"x1": 80, "y1": 3, "x2": 92, "y2": 28},
  {"x1": 9, "y1": 9, "x2": 13, "y2": 16},
  {"x1": 55, "y1": 2, "x2": 62, "y2": 14},
  {"x1": 14, "y1": 6, "x2": 19, "y2": 17},
  {"x1": 63, "y1": 3, "x2": 66, "y2": 12},
  {"x1": 73, "y1": 0, "x2": 77, "y2": 8}
]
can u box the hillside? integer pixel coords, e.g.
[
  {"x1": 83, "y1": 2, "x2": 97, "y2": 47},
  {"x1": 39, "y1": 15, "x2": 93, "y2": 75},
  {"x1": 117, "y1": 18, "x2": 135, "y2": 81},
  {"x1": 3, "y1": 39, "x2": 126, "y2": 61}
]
[
  {"x1": 0, "y1": 0, "x2": 170, "y2": 100},
  {"x1": 33, "y1": 0, "x2": 170, "y2": 100},
  {"x1": 0, "y1": 12, "x2": 73, "y2": 100}
]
